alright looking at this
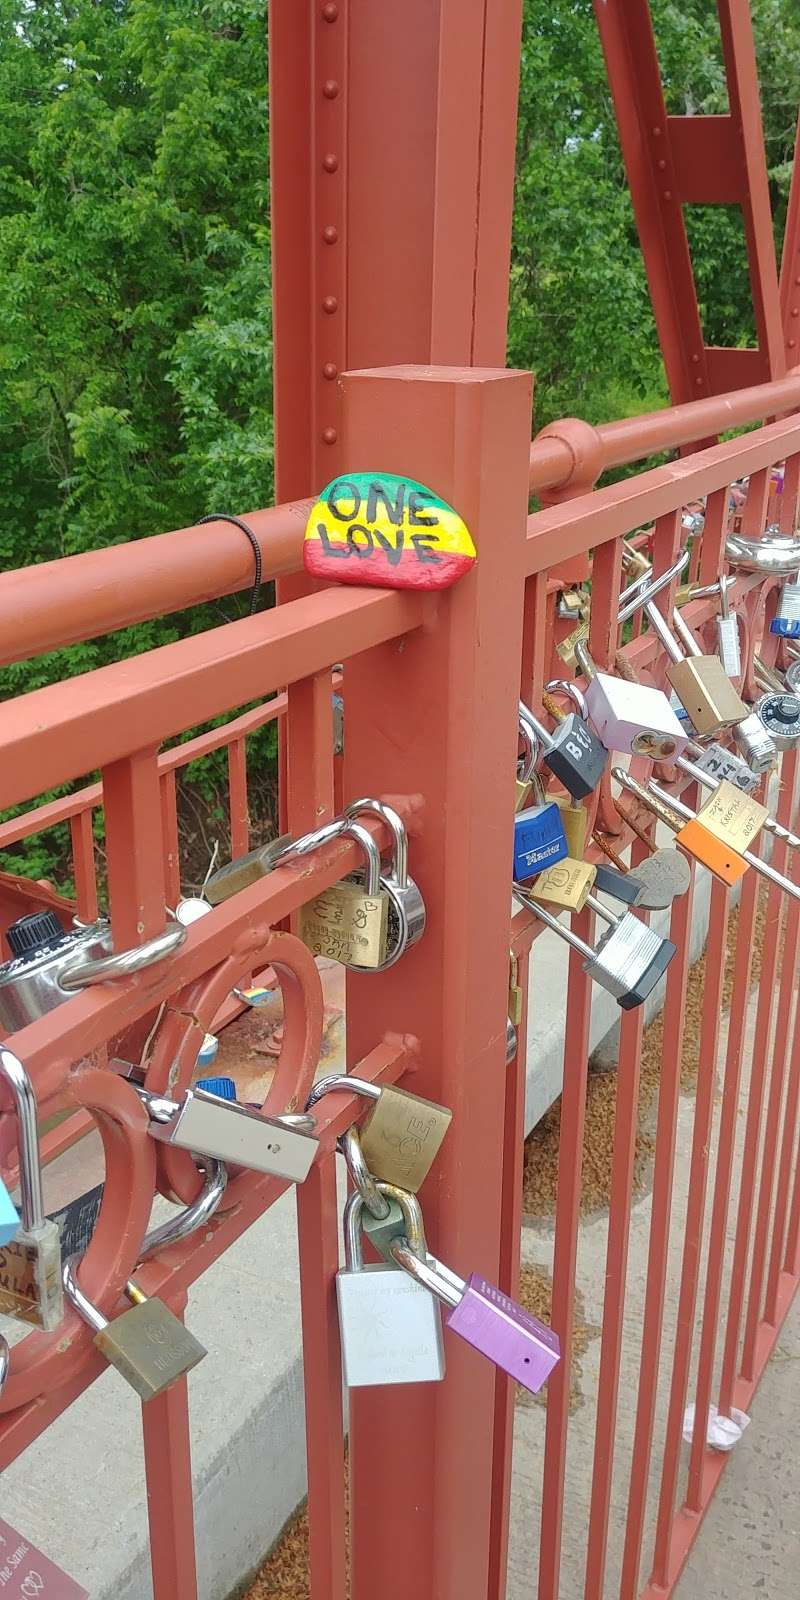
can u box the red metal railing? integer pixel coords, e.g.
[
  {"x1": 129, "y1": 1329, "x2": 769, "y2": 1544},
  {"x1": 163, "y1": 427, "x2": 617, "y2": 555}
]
[{"x1": 1, "y1": 364, "x2": 799, "y2": 1600}]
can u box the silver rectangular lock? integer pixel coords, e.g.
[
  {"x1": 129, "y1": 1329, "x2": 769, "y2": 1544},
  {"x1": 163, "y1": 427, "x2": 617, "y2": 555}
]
[
  {"x1": 336, "y1": 1193, "x2": 445, "y2": 1386},
  {"x1": 142, "y1": 1087, "x2": 318, "y2": 1183}
]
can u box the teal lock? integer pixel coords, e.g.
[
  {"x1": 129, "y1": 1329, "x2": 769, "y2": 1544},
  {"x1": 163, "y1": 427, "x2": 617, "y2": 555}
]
[{"x1": 0, "y1": 1176, "x2": 20, "y2": 1247}]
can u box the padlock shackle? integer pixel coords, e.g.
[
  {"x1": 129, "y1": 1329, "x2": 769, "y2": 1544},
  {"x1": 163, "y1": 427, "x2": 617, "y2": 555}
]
[
  {"x1": 517, "y1": 708, "x2": 540, "y2": 785},
  {"x1": 0, "y1": 1047, "x2": 45, "y2": 1233},
  {"x1": 573, "y1": 637, "x2": 596, "y2": 682},
  {"x1": 670, "y1": 606, "x2": 702, "y2": 660},
  {"x1": 617, "y1": 550, "x2": 689, "y2": 625},
  {"x1": 584, "y1": 891, "x2": 621, "y2": 929},
  {"x1": 305, "y1": 1073, "x2": 382, "y2": 1110},
  {"x1": 544, "y1": 678, "x2": 589, "y2": 718},
  {"x1": 753, "y1": 653, "x2": 785, "y2": 693},
  {"x1": 390, "y1": 1240, "x2": 464, "y2": 1309},
  {"x1": 339, "y1": 1125, "x2": 391, "y2": 1220},
  {"x1": 139, "y1": 1157, "x2": 227, "y2": 1263},
  {"x1": 340, "y1": 820, "x2": 382, "y2": 897},
  {"x1": 343, "y1": 797, "x2": 409, "y2": 888},
  {"x1": 62, "y1": 1254, "x2": 107, "y2": 1335},
  {"x1": 521, "y1": 707, "x2": 554, "y2": 756},
  {"x1": 270, "y1": 816, "x2": 349, "y2": 870},
  {"x1": 59, "y1": 921, "x2": 187, "y2": 990},
  {"x1": 513, "y1": 883, "x2": 597, "y2": 962}
]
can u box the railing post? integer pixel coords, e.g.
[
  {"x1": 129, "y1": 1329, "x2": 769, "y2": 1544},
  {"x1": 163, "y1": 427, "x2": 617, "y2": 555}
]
[{"x1": 340, "y1": 364, "x2": 532, "y2": 1600}]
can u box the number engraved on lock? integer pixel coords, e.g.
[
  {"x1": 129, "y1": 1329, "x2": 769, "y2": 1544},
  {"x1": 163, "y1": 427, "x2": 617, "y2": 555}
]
[
  {"x1": 299, "y1": 881, "x2": 389, "y2": 967},
  {"x1": 696, "y1": 778, "x2": 768, "y2": 855}
]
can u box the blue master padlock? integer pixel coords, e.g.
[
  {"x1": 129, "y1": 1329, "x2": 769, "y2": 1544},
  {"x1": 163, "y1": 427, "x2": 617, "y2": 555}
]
[
  {"x1": 0, "y1": 1175, "x2": 20, "y2": 1247},
  {"x1": 513, "y1": 803, "x2": 569, "y2": 881}
]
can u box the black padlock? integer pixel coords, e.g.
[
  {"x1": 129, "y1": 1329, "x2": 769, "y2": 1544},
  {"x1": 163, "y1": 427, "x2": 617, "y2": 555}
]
[{"x1": 519, "y1": 688, "x2": 607, "y2": 802}]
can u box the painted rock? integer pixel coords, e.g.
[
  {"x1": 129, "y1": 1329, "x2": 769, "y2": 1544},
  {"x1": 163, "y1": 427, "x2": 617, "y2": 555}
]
[{"x1": 303, "y1": 472, "x2": 476, "y2": 591}]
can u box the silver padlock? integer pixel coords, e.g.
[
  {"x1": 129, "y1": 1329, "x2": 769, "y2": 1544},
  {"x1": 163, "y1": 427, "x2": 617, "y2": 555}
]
[
  {"x1": 726, "y1": 528, "x2": 800, "y2": 576},
  {"x1": 0, "y1": 912, "x2": 186, "y2": 1034},
  {"x1": 336, "y1": 1189, "x2": 445, "y2": 1387},
  {"x1": 574, "y1": 638, "x2": 687, "y2": 760},
  {"x1": 137, "y1": 1084, "x2": 318, "y2": 1183},
  {"x1": 753, "y1": 691, "x2": 800, "y2": 751},
  {"x1": 676, "y1": 751, "x2": 800, "y2": 854},
  {"x1": 688, "y1": 576, "x2": 742, "y2": 680},
  {"x1": 514, "y1": 884, "x2": 675, "y2": 1010},
  {"x1": 732, "y1": 712, "x2": 778, "y2": 773},
  {"x1": 684, "y1": 739, "x2": 761, "y2": 794},
  {"x1": 0, "y1": 1047, "x2": 63, "y2": 1330},
  {"x1": 342, "y1": 798, "x2": 426, "y2": 968}
]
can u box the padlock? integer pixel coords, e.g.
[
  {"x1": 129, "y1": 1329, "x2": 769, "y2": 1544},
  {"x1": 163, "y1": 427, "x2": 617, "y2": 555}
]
[
  {"x1": 0, "y1": 1176, "x2": 19, "y2": 1248},
  {"x1": 618, "y1": 557, "x2": 748, "y2": 735},
  {"x1": 612, "y1": 768, "x2": 748, "y2": 887},
  {"x1": 628, "y1": 849, "x2": 692, "y2": 909},
  {"x1": 0, "y1": 1047, "x2": 62, "y2": 1330},
  {"x1": 692, "y1": 778, "x2": 769, "y2": 856},
  {"x1": 770, "y1": 578, "x2": 800, "y2": 638},
  {"x1": 753, "y1": 691, "x2": 800, "y2": 750},
  {"x1": 513, "y1": 799, "x2": 569, "y2": 879},
  {"x1": 530, "y1": 857, "x2": 597, "y2": 911},
  {"x1": 204, "y1": 832, "x2": 296, "y2": 904},
  {"x1": 342, "y1": 798, "x2": 426, "y2": 968},
  {"x1": 63, "y1": 1258, "x2": 206, "y2": 1400},
  {"x1": 519, "y1": 688, "x2": 607, "y2": 801},
  {"x1": 786, "y1": 658, "x2": 800, "y2": 694},
  {"x1": 390, "y1": 1243, "x2": 560, "y2": 1395},
  {"x1": 137, "y1": 1082, "x2": 318, "y2": 1183},
  {"x1": 686, "y1": 739, "x2": 762, "y2": 792},
  {"x1": 688, "y1": 577, "x2": 742, "y2": 679},
  {"x1": 360, "y1": 1181, "x2": 429, "y2": 1264},
  {"x1": 678, "y1": 750, "x2": 799, "y2": 852},
  {"x1": 357, "y1": 1083, "x2": 451, "y2": 1193},
  {"x1": 592, "y1": 862, "x2": 645, "y2": 907},
  {"x1": 138, "y1": 1157, "x2": 227, "y2": 1263},
  {"x1": 508, "y1": 952, "x2": 523, "y2": 1025},
  {"x1": 515, "y1": 710, "x2": 538, "y2": 811},
  {"x1": 297, "y1": 821, "x2": 390, "y2": 968},
  {"x1": 555, "y1": 796, "x2": 589, "y2": 857},
  {"x1": 336, "y1": 1191, "x2": 445, "y2": 1387},
  {"x1": 515, "y1": 883, "x2": 675, "y2": 1009},
  {"x1": 0, "y1": 913, "x2": 186, "y2": 1034},
  {"x1": 574, "y1": 638, "x2": 687, "y2": 759},
  {"x1": 733, "y1": 713, "x2": 778, "y2": 773},
  {"x1": 726, "y1": 527, "x2": 800, "y2": 575}
]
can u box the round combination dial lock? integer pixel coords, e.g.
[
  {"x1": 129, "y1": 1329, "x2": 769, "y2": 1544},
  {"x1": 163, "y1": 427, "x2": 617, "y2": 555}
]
[
  {"x1": 785, "y1": 659, "x2": 800, "y2": 695},
  {"x1": 753, "y1": 691, "x2": 800, "y2": 749}
]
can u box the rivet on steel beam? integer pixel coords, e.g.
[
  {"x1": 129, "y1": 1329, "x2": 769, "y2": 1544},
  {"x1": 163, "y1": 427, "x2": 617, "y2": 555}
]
[
  {"x1": 657, "y1": 159, "x2": 667, "y2": 171},
  {"x1": 695, "y1": 377, "x2": 704, "y2": 387},
  {"x1": 323, "y1": 363, "x2": 338, "y2": 380},
  {"x1": 322, "y1": 2, "x2": 339, "y2": 18},
  {"x1": 323, "y1": 225, "x2": 339, "y2": 244},
  {"x1": 790, "y1": 340, "x2": 797, "y2": 350},
  {"x1": 323, "y1": 79, "x2": 339, "y2": 99},
  {"x1": 322, "y1": 296, "x2": 338, "y2": 314},
  {"x1": 792, "y1": 308, "x2": 800, "y2": 319},
  {"x1": 322, "y1": 153, "x2": 339, "y2": 172},
  {"x1": 323, "y1": 428, "x2": 338, "y2": 445},
  {"x1": 652, "y1": 126, "x2": 662, "y2": 137},
  {"x1": 691, "y1": 354, "x2": 700, "y2": 363},
  {"x1": 663, "y1": 191, "x2": 672, "y2": 201}
]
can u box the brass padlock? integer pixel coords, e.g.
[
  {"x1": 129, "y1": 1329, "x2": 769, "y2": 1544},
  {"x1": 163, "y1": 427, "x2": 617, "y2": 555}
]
[
  {"x1": 508, "y1": 952, "x2": 523, "y2": 1025},
  {"x1": 358, "y1": 1085, "x2": 452, "y2": 1193},
  {"x1": 531, "y1": 857, "x2": 597, "y2": 911},
  {"x1": 612, "y1": 769, "x2": 748, "y2": 888},
  {"x1": 63, "y1": 1259, "x2": 206, "y2": 1401},
  {"x1": 693, "y1": 778, "x2": 768, "y2": 857},
  {"x1": 298, "y1": 822, "x2": 390, "y2": 969},
  {"x1": 555, "y1": 796, "x2": 589, "y2": 857},
  {"x1": 204, "y1": 832, "x2": 295, "y2": 903},
  {"x1": 618, "y1": 556, "x2": 747, "y2": 736},
  {"x1": 516, "y1": 708, "x2": 538, "y2": 812}
]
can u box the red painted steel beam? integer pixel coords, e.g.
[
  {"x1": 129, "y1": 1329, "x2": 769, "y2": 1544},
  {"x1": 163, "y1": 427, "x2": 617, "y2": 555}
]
[
  {"x1": 780, "y1": 111, "x2": 800, "y2": 366},
  {"x1": 593, "y1": 0, "x2": 784, "y2": 404}
]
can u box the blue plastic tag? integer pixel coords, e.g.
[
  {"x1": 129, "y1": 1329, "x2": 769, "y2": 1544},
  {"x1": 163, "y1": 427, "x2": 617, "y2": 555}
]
[
  {"x1": 770, "y1": 618, "x2": 800, "y2": 638},
  {"x1": 513, "y1": 803, "x2": 569, "y2": 880},
  {"x1": 0, "y1": 1177, "x2": 20, "y2": 1248}
]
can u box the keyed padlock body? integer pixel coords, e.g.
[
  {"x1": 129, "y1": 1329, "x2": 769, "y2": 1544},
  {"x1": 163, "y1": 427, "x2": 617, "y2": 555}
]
[
  {"x1": 592, "y1": 863, "x2": 644, "y2": 907},
  {"x1": 336, "y1": 1264, "x2": 445, "y2": 1386},
  {"x1": 531, "y1": 858, "x2": 596, "y2": 911},
  {"x1": 147, "y1": 1087, "x2": 318, "y2": 1183},
  {"x1": 446, "y1": 1274, "x2": 560, "y2": 1394},
  {"x1": 716, "y1": 607, "x2": 741, "y2": 680},
  {"x1": 666, "y1": 657, "x2": 747, "y2": 736},
  {"x1": 205, "y1": 835, "x2": 292, "y2": 904},
  {"x1": 583, "y1": 673, "x2": 688, "y2": 759},
  {"x1": 585, "y1": 918, "x2": 675, "y2": 1009},
  {"x1": 555, "y1": 797, "x2": 588, "y2": 857},
  {"x1": 692, "y1": 741, "x2": 761, "y2": 793},
  {"x1": 513, "y1": 804, "x2": 568, "y2": 880},
  {"x1": 674, "y1": 819, "x2": 749, "y2": 887},
  {"x1": 541, "y1": 714, "x2": 607, "y2": 801},
  {"x1": 0, "y1": 1221, "x2": 63, "y2": 1330},
  {"x1": 0, "y1": 1179, "x2": 19, "y2": 1247},
  {"x1": 298, "y1": 880, "x2": 389, "y2": 968},
  {"x1": 359, "y1": 1087, "x2": 452, "y2": 1192},
  {"x1": 696, "y1": 778, "x2": 768, "y2": 856},
  {"x1": 94, "y1": 1297, "x2": 206, "y2": 1400}
]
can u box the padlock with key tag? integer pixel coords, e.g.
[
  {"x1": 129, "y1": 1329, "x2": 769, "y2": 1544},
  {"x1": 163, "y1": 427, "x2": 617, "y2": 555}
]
[
  {"x1": 63, "y1": 1258, "x2": 206, "y2": 1400},
  {"x1": 515, "y1": 883, "x2": 676, "y2": 1009},
  {"x1": 342, "y1": 798, "x2": 426, "y2": 969},
  {"x1": 136, "y1": 1081, "x2": 318, "y2": 1183},
  {"x1": 530, "y1": 857, "x2": 597, "y2": 912},
  {"x1": 336, "y1": 1191, "x2": 445, "y2": 1387},
  {"x1": 391, "y1": 1243, "x2": 560, "y2": 1394},
  {"x1": 0, "y1": 1047, "x2": 62, "y2": 1330},
  {"x1": 520, "y1": 688, "x2": 607, "y2": 801},
  {"x1": 618, "y1": 555, "x2": 748, "y2": 736},
  {"x1": 296, "y1": 821, "x2": 390, "y2": 969},
  {"x1": 574, "y1": 637, "x2": 687, "y2": 759},
  {"x1": 677, "y1": 749, "x2": 800, "y2": 854}
]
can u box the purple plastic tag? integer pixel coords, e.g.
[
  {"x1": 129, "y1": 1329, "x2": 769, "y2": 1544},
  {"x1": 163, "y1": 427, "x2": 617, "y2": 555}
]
[
  {"x1": 446, "y1": 1273, "x2": 560, "y2": 1393},
  {"x1": 0, "y1": 1521, "x2": 88, "y2": 1598}
]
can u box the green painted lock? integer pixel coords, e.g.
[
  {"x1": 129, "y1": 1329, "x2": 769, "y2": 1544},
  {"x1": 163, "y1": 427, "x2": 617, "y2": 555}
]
[{"x1": 360, "y1": 1182, "x2": 427, "y2": 1265}]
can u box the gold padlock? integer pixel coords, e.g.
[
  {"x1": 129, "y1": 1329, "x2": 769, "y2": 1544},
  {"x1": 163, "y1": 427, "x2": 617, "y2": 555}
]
[
  {"x1": 298, "y1": 822, "x2": 390, "y2": 969},
  {"x1": 555, "y1": 795, "x2": 589, "y2": 857},
  {"x1": 531, "y1": 857, "x2": 597, "y2": 911},
  {"x1": 694, "y1": 778, "x2": 768, "y2": 856},
  {"x1": 205, "y1": 833, "x2": 293, "y2": 904},
  {"x1": 359, "y1": 1087, "x2": 452, "y2": 1192},
  {"x1": 508, "y1": 952, "x2": 524, "y2": 1025}
]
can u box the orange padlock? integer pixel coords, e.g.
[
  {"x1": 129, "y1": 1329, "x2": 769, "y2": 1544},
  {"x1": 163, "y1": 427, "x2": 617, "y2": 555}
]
[{"x1": 672, "y1": 818, "x2": 749, "y2": 887}]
